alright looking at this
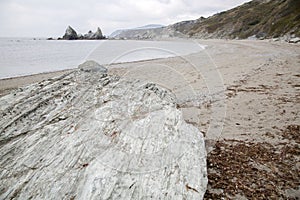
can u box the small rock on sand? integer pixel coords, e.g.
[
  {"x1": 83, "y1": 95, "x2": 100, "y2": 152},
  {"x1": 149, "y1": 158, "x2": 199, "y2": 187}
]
[{"x1": 78, "y1": 60, "x2": 108, "y2": 73}]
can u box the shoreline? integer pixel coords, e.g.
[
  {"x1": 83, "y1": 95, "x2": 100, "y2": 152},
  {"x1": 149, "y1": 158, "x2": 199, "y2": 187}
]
[
  {"x1": 0, "y1": 69, "x2": 73, "y2": 96},
  {"x1": 0, "y1": 38, "x2": 298, "y2": 96},
  {"x1": 0, "y1": 56, "x2": 177, "y2": 95},
  {"x1": 0, "y1": 44, "x2": 205, "y2": 96}
]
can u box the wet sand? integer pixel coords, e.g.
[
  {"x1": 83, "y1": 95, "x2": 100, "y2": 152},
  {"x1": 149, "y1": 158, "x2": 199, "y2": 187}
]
[{"x1": 0, "y1": 69, "x2": 73, "y2": 96}]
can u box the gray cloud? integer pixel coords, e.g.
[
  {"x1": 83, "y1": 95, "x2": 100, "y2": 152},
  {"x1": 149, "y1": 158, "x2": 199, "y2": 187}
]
[{"x1": 0, "y1": 0, "x2": 250, "y2": 37}]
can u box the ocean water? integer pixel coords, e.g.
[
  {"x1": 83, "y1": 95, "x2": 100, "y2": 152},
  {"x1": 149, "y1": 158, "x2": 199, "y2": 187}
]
[{"x1": 0, "y1": 38, "x2": 204, "y2": 79}]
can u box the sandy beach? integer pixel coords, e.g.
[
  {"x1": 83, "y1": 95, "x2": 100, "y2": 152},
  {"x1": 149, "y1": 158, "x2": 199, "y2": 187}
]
[
  {"x1": 3, "y1": 39, "x2": 298, "y2": 141},
  {"x1": 0, "y1": 39, "x2": 299, "y2": 198}
]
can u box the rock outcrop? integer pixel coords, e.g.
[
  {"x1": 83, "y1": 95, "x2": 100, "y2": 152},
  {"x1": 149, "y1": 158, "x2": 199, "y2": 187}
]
[
  {"x1": 0, "y1": 61, "x2": 207, "y2": 199},
  {"x1": 62, "y1": 25, "x2": 78, "y2": 40},
  {"x1": 84, "y1": 30, "x2": 94, "y2": 39},
  {"x1": 78, "y1": 60, "x2": 108, "y2": 73},
  {"x1": 61, "y1": 26, "x2": 105, "y2": 40},
  {"x1": 94, "y1": 27, "x2": 104, "y2": 39},
  {"x1": 83, "y1": 28, "x2": 104, "y2": 40}
]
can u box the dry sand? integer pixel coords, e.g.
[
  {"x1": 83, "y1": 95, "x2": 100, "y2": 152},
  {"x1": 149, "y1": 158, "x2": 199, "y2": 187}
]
[
  {"x1": 0, "y1": 39, "x2": 299, "y2": 199},
  {"x1": 108, "y1": 39, "x2": 299, "y2": 143}
]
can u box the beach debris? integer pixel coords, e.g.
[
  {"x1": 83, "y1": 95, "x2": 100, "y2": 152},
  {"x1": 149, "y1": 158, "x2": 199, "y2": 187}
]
[{"x1": 204, "y1": 125, "x2": 300, "y2": 199}]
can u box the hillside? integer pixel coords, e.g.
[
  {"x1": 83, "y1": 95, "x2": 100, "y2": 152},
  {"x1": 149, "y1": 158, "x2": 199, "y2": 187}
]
[
  {"x1": 184, "y1": 0, "x2": 300, "y2": 39},
  {"x1": 111, "y1": 0, "x2": 300, "y2": 40}
]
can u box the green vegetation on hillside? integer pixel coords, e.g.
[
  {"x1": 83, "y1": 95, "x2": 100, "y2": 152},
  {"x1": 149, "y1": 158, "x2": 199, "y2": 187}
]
[{"x1": 178, "y1": 0, "x2": 300, "y2": 39}]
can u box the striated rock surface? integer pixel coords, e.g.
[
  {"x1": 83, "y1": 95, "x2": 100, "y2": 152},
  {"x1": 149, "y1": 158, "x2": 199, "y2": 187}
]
[{"x1": 0, "y1": 62, "x2": 207, "y2": 199}]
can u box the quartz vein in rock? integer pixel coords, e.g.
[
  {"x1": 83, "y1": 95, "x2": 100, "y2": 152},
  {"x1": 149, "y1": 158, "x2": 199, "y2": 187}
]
[{"x1": 0, "y1": 62, "x2": 207, "y2": 199}]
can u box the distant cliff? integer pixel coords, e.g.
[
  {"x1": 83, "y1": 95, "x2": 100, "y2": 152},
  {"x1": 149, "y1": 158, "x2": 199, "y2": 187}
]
[
  {"x1": 109, "y1": 24, "x2": 166, "y2": 39},
  {"x1": 110, "y1": 24, "x2": 165, "y2": 38},
  {"x1": 111, "y1": 0, "x2": 300, "y2": 41}
]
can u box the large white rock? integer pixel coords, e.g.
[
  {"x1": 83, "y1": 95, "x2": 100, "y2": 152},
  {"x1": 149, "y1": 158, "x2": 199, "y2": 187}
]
[{"x1": 0, "y1": 68, "x2": 207, "y2": 199}]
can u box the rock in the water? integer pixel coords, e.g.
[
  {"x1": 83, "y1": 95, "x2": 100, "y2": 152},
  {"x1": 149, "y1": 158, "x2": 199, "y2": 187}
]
[
  {"x1": 78, "y1": 60, "x2": 108, "y2": 73},
  {"x1": 62, "y1": 25, "x2": 78, "y2": 40},
  {"x1": 60, "y1": 26, "x2": 105, "y2": 40},
  {"x1": 0, "y1": 68, "x2": 207, "y2": 199},
  {"x1": 77, "y1": 33, "x2": 84, "y2": 40},
  {"x1": 84, "y1": 30, "x2": 94, "y2": 39},
  {"x1": 83, "y1": 28, "x2": 104, "y2": 39},
  {"x1": 93, "y1": 27, "x2": 104, "y2": 39}
]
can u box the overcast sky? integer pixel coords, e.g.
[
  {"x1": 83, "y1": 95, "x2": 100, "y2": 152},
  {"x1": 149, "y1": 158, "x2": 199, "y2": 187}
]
[{"x1": 0, "y1": 0, "x2": 250, "y2": 37}]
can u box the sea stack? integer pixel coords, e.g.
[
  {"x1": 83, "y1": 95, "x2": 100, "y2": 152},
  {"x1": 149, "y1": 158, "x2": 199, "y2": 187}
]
[
  {"x1": 62, "y1": 26, "x2": 78, "y2": 40},
  {"x1": 61, "y1": 26, "x2": 105, "y2": 40},
  {"x1": 94, "y1": 27, "x2": 104, "y2": 39},
  {"x1": 83, "y1": 28, "x2": 104, "y2": 39},
  {"x1": 84, "y1": 30, "x2": 94, "y2": 39}
]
